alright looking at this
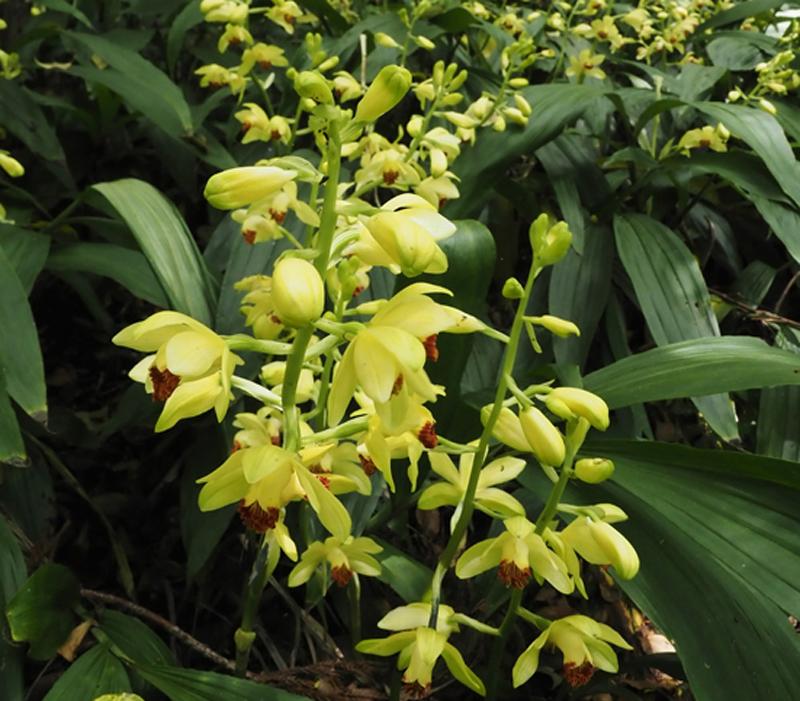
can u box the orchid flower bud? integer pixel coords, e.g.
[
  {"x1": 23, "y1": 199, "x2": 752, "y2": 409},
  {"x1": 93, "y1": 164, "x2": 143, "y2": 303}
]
[
  {"x1": 204, "y1": 167, "x2": 296, "y2": 210},
  {"x1": 271, "y1": 258, "x2": 324, "y2": 327},
  {"x1": 519, "y1": 407, "x2": 566, "y2": 466},
  {"x1": 574, "y1": 458, "x2": 615, "y2": 483},
  {"x1": 545, "y1": 387, "x2": 609, "y2": 431},
  {"x1": 355, "y1": 65, "x2": 412, "y2": 122}
]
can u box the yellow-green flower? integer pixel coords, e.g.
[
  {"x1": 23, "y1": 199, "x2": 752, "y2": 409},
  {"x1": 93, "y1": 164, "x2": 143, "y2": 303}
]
[
  {"x1": 298, "y1": 441, "x2": 372, "y2": 496},
  {"x1": 351, "y1": 194, "x2": 456, "y2": 277},
  {"x1": 234, "y1": 275, "x2": 283, "y2": 339},
  {"x1": 200, "y1": 0, "x2": 249, "y2": 24},
  {"x1": 356, "y1": 603, "x2": 485, "y2": 696},
  {"x1": 566, "y1": 49, "x2": 607, "y2": 81},
  {"x1": 197, "y1": 444, "x2": 352, "y2": 538},
  {"x1": 113, "y1": 311, "x2": 243, "y2": 432},
  {"x1": 545, "y1": 387, "x2": 609, "y2": 431},
  {"x1": 519, "y1": 406, "x2": 566, "y2": 467},
  {"x1": 266, "y1": 0, "x2": 315, "y2": 33},
  {"x1": 418, "y1": 453, "x2": 526, "y2": 527},
  {"x1": 560, "y1": 507, "x2": 639, "y2": 580},
  {"x1": 240, "y1": 42, "x2": 288, "y2": 74},
  {"x1": 513, "y1": 615, "x2": 632, "y2": 688},
  {"x1": 456, "y1": 515, "x2": 573, "y2": 593},
  {"x1": 0, "y1": 151, "x2": 24, "y2": 178},
  {"x1": 288, "y1": 535, "x2": 382, "y2": 588},
  {"x1": 204, "y1": 166, "x2": 296, "y2": 210},
  {"x1": 217, "y1": 22, "x2": 253, "y2": 52},
  {"x1": 677, "y1": 124, "x2": 730, "y2": 156}
]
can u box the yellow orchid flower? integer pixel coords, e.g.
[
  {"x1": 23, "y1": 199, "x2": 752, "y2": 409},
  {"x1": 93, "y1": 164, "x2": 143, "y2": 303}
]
[
  {"x1": 677, "y1": 124, "x2": 730, "y2": 156},
  {"x1": 240, "y1": 42, "x2": 289, "y2": 73},
  {"x1": 217, "y1": 22, "x2": 253, "y2": 52},
  {"x1": 113, "y1": 311, "x2": 243, "y2": 432},
  {"x1": 456, "y1": 515, "x2": 574, "y2": 593},
  {"x1": 266, "y1": 0, "x2": 315, "y2": 34},
  {"x1": 513, "y1": 614, "x2": 632, "y2": 688},
  {"x1": 230, "y1": 407, "x2": 283, "y2": 450},
  {"x1": 197, "y1": 444, "x2": 351, "y2": 538},
  {"x1": 234, "y1": 275, "x2": 284, "y2": 339},
  {"x1": 560, "y1": 506, "x2": 639, "y2": 580},
  {"x1": 355, "y1": 146, "x2": 422, "y2": 190},
  {"x1": 414, "y1": 174, "x2": 460, "y2": 209},
  {"x1": 288, "y1": 535, "x2": 382, "y2": 588},
  {"x1": 356, "y1": 603, "x2": 485, "y2": 697},
  {"x1": 545, "y1": 387, "x2": 610, "y2": 431},
  {"x1": 298, "y1": 441, "x2": 372, "y2": 496},
  {"x1": 200, "y1": 0, "x2": 249, "y2": 24},
  {"x1": 350, "y1": 194, "x2": 456, "y2": 277},
  {"x1": 566, "y1": 49, "x2": 607, "y2": 81},
  {"x1": 328, "y1": 283, "x2": 482, "y2": 426},
  {"x1": 418, "y1": 452, "x2": 526, "y2": 528}
]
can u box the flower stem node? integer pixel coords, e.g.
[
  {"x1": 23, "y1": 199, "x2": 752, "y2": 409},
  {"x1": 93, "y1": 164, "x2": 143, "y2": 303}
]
[
  {"x1": 529, "y1": 214, "x2": 572, "y2": 267},
  {"x1": 545, "y1": 387, "x2": 610, "y2": 431},
  {"x1": 574, "y1": 458, "x2": 615, "y2": 484},
  {"x1": 355, "y1": 65, "x2": 412, "y2": 123},
  {"x1": 271, "y1": 258, "x2": 325, "y2": 327}
]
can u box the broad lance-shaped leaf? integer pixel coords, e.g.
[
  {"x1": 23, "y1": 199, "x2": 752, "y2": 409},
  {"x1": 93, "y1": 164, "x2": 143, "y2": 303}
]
[
  {"x1": 66, "y1": 32, "x2": 193, "y2": 137},
  {"x1": 448, "y1": 84, "x2": 604, "y2": 218},
  {"x1": 583, "y1": 336, "x2": 800, "y2": 409},
  {"x1": 519, "y1": 442, "x2": 800, "y2": 701},
  {"x1": 42, "y1": 644, "x2": 131, "y2": 701},
  {"x1": 614, "y1": 213, "x2": 738, "y2": 439},
  {"x1": 694, "y1": 101, "x2": 800, "y2": 209},
  {"x1": 548, "y1": 225, "x2": 613, "y2": 369},
  {"x1": 92, "y1": 179, "x2": 216, "y2": 326},
  {"x1": 0, "y1": 369, "x2": 25, "y2": 466},
  {"x1": 47, "y1": 243, "x2": 169, "y2": 309},
  {"x1": 0, "y1": 223, "x2": 51, "y2": 294},
  {"x1": 0, "y1": 247, "x2": 46, "y2": 421}
]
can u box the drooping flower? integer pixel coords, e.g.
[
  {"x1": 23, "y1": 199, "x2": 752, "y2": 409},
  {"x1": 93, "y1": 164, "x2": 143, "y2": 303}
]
[
  {"x1": 356, "y1": 603, "x2": 485, "y2": 697},
  {"x1": 513, "y1": 614, "x2": 632, "y2": 688},
  {"x1": 288, "y1": 535, "x2": 382, "y2": 588},
  {"x1": 113, "y1": 312, "x2": 243, "y2": 432},
  {"x1": 456, "y1": 515, "x2": 573, "y2": 593},
  {"x1": 560, "y1": 505, "x2": 639, "y2": 579}
]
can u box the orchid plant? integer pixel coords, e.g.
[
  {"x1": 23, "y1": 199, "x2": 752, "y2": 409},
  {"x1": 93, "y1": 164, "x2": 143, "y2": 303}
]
[{"x1": 112, "y1": 13, "x2": 638, "y2": 696}]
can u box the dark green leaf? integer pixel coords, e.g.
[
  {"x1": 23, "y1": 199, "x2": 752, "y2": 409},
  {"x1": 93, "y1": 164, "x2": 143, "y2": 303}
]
[
  {"x1": 166, "y1": 1, "x2": 204, "y2": 74},
  {"x1": 695, "y1": 102, "x2": 800, "y2": 209},
  {"x1": 43, "y1": 644, "x2": 131, "y2": 701},
  {"x1": 374, "y1": 539, "x2": 432, "y2": 602},
  {"x1": 0, "y1": 247, "x2": 47, "y2": 420},
  {"x1": 613, "y1": 213, "x2": 738, "y2": 439},
  {"x1": 66, "y1": 32, "x2": 193, "y2": 137},
  {"x1": 92, "y1": 179, "x2": 216, "y2": 325},
  {"x1": 0, "y1": 223, "x2": 51, "y2": 294},
  {"x1": 698, "y1": 0, "x2": 788, "y2": 30},
  {"x1": 758, "y1": 386, "x2": 800, "y2": 461},
  {"x1": 39, "y1": 0, "x2": 93, "y2": 27},
  {"x1": 134, "y1": 664, "x2": 308, "y2": 701},
  {"x1": 584, "y1": 336, "x2": 800, "y2": 409},
  {"x1": 6, "y1": 563, "x2": 80, "y2": 660},
  {"x1": 549, "y1": 226, "x2": 613, "y2": 368},
  {"x1": 750, "y1": 196, "x2": 800, "y2": 265},
  {"x1": 707, "y1": 35, "x2": 764, "y2": 70},
  {"x1": 98, "y1": 610, "x2": 174, "y2": 666},
  {"x1": 0, "y1": 373, "x2": 25, "y2": 466},
  {"x1": 0, "y1": 515, "x2": 26, "y2": 610},
  {"x1": 449, "y1": 84, "x2": 604, "y2": 218},
  {"x1": 47, "y1": 242, "x2": 169, "y2": 308}
]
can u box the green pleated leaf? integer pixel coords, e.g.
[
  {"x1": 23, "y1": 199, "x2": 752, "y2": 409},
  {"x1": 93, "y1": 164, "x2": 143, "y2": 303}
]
[
  {"x1": 0, "y1": 224, "x2": 51, "y2": 294},
  {"x1": 613, "y1": 213, "x2": 738, "y2": 439},
  {"x1": 0, "y1": 515, "x2": 26, "y2": 610},
  {"x1": 6, "y1": 563, "x2": 80, "y2": 660},
  {"x1": 750, "y1": 196, "x2": 800, "y2": 265},
  {"x1": 584, "y1": 336, "x2": 800, "y2": 409},
  {"x1": 548, "y1": 225, "x2": 613, "y2": 369},
  {"x1": 694, "y1": 102, "x2": 800, "y2": 209},
  {"x1": 133, "y1": 664, "x2": 308, "y2": 701},
  {"x1": 698, "y1": 0, "x2": 788, "y2": 30},
  {"x1": 374, "y1": 539, "x2": 432, "y2": 603},
  {"x1": 47, "y1": 242, "x2": 169, "y2": 308},
  {"x1": 166, "y1": 1, "x2": 204, "y2": 74},
  {"x1": 66, "y1": 32, "x2": 193, "y2": 137},
  {"x1": 0, "y1": 247, "x2": 46, "y2": 421},
  {"x1": 39, "y1": 0, "x2": 93, "y2": 27},
  {"x1": 758, "y1": 386, "x2": 800, "y2": 461},
  {"x1": 92, "y1": 179, "x2": 216, "y2": 325},
  {"x1": 43, "y1": 644, "x2": 131, "y2": 701},
  {"x1": 520, "y1": 441, "x2": 800, "y2": 701},
  {"x1": 0, "y1": 371, "x2": 25, "y2": 466},
  {"x1": 98, "y1": 610, "x2": 174, "y2": 666},
  {"x1": 449, "y1": 84, "x2": 604, "y2": 218}
]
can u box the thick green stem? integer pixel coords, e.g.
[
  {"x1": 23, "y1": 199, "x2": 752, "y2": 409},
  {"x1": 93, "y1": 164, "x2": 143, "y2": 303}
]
[
  {"x1": 234, "y1": 118, "x2": 344, "y2": 673},
  {"x1": 486, "y1": 589, "x2": 522, "y2": 700},
  {"x1": 534, "y1": 423, "x2": 580, "y2": 535},
  {"x1": 348, "y1": 576, "x2": 362, "y2": 644},
  {"x1": 427, "y1": 263, "x2": 540, "y2": 628}
]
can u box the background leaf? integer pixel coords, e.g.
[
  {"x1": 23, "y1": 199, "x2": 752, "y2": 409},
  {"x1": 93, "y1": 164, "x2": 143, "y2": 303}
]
[
  {"x1": 43, "y1": 644, "x2": 131, "y2": 701},
  {"x1": 92, "y1": 179, "x2": 216, "y2": 325}
]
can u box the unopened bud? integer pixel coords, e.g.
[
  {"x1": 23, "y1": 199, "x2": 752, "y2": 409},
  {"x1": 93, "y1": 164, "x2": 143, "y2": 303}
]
[
  {"x1": 530, "y1": 315, "x2": 580, "y2": 338},
  {"x1": 261, "y1": 361, "x2": 287, "y2": 385},
  {"x1": 271, "y1": 258, "x2": 324, "y2": 327},
  {"x1": 509, "y1": 77, "x2": 529, "y2": 88},
  {"x1": 374, "y1": 31, "x2": 400, "y2": 48},
  {"x1": 574, "y1": 458, "x2": 615, "y2": 483},
  {"x1": 318, "y1": 56, "x2": 339, "y2": 72},
  {"x1": 294, "y1": 71, "x2": 334, "y2": 104},
  {"x1": 514, "y1": 93, "x2": 532, "y2": 116},
  {"x1": 0, "y1": 152, "x2": 24, "y2": 177},
  {"x1": 758, "y1": 98, "x2": 777, "y2": 115},
  {"x1": 450, "y1": 69, "x2": 468, "y2": 90},
  {"x1": 529, "y1": 214, "x2": 572, "y2": 266},
  {"x1": 519, "y1": 407, "x2": 566, "y2": 466},
  {"x1": 481, "y1": 406, "x2": 530, "y2": 452},
  {"x1": 415, "y1": 35, "x2": 435, "y2": 50},
  {"x1": 355, "y1": 65, "x2": 412, "y2": 122},
  {"x1": 204, "y1": 166, "x2": 296, "y2": 210},
  {"x1": 545, "y1": 387, "x2": 609, "y2": 431},
  {"x1": 502, "y1": 277, "x2": 524, "y2": 299}
]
